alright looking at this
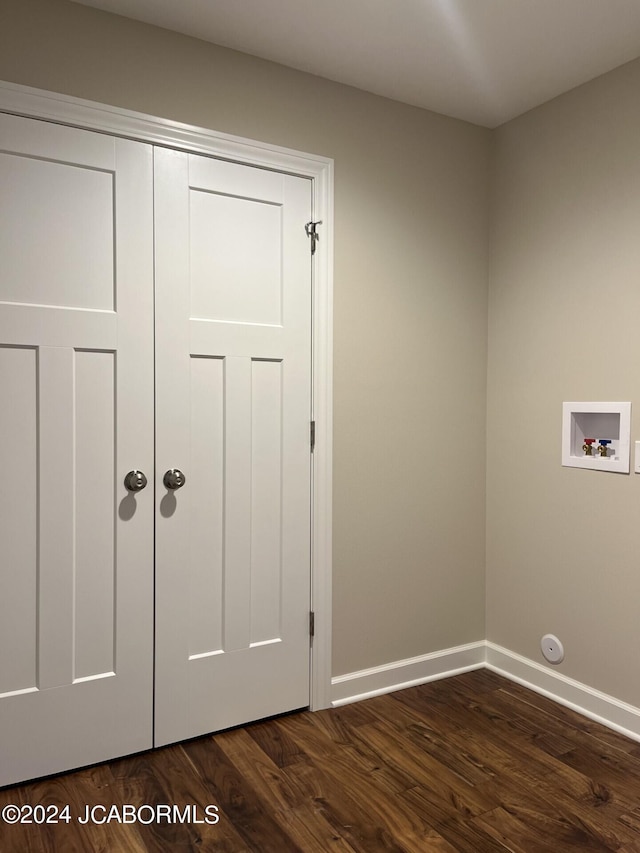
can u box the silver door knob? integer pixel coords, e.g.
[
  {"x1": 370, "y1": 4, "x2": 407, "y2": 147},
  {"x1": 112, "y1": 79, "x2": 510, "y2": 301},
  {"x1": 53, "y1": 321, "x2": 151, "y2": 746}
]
[
  {"x1": 124, "y1": 470, "x2": 148, "y2": 492},
  {"x1": 163, "y1": 468, "x2": 186, "y2": 490}
]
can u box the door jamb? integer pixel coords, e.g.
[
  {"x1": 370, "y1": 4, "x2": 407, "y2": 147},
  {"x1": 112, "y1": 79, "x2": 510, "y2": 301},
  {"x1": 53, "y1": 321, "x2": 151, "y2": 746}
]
[{"x1": 0, "y1": 80, "x2": 333, "y2": 712}]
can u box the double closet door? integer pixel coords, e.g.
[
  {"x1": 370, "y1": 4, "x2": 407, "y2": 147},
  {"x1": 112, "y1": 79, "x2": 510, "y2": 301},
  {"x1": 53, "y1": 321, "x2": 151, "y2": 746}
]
[{"x1": 0, "y1": 114, "x2": 312, "y2": 787}]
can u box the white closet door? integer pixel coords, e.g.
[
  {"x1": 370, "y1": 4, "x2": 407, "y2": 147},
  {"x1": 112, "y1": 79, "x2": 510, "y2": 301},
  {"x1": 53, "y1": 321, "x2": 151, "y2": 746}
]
[
  {"x1": 154, "y1": 148, "x2": 312, "y2": 745},
  {"x1": 0, "y1": 114, "x2": 155, "y2": 786}
]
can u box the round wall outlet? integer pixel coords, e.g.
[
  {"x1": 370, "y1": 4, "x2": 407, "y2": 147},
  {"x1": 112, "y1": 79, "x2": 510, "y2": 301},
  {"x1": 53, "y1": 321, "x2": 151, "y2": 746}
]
[{"x1": 540, "y1": 634, "x2": 564, "y2": 664}]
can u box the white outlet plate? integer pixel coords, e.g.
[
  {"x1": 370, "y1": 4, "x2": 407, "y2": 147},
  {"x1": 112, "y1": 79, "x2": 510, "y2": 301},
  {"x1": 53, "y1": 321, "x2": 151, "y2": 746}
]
[{"x1": 541, "y1": 634, "x2": 564, "y2": 665}]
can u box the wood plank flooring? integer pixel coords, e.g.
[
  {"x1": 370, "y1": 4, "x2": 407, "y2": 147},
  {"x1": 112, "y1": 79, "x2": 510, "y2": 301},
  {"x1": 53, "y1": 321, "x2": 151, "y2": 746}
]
[{"x1": 2, "y1": 670, "x2": 640, "y2": 852}]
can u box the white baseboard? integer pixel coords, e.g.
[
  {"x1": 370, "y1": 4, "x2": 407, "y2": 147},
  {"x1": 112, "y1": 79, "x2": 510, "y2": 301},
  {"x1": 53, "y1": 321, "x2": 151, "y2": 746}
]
[
  {"x1": 331, "y1": 640, "x2": 640, "y2": 744},
  {"x1": 486, "y1": 641, "x2": 640, "y2": 743},
  {"x1": 331, "y1": 641, "x2": 485, "y2": 706}
]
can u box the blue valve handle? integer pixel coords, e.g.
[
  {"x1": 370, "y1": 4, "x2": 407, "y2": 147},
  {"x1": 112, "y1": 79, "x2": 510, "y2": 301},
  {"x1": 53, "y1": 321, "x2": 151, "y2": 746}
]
[{"x1": 598, "y1": 439, "x2": 612, "y2": 446}]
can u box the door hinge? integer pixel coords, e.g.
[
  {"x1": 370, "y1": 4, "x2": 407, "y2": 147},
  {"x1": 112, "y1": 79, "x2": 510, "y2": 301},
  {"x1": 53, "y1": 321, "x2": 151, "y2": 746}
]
[
  {"x1": 305, "y1": 220, "x2": 322, "y2": 255},
  {"x1": 309, "y1": 611, "x2": 315, "y2": 638},
  {"x1": 310, "y1": 420, "x2": 316, "y2": 452}
]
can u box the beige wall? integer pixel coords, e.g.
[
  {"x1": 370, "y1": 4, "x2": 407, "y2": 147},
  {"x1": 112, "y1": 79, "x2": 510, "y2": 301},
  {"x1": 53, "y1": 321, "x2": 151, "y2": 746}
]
[
  {"x1": 0, "y1": 0, "x2": 490, "y2": 676},
  {"x1": 488, "y1": 58, "x2": 640, "y2": 704}
]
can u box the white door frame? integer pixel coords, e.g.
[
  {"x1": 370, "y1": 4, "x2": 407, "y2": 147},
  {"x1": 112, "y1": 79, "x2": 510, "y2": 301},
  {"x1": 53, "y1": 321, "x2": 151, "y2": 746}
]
[{"x1": 0, "y1": 80, "x2": 333, "y2": 712}]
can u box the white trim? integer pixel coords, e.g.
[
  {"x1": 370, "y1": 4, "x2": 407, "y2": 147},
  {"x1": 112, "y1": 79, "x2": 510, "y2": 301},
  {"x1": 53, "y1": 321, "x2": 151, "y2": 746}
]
[
  {"x1": 331, "y1": 642, "x2": 486, "y2": 706},
  {"x1": 0, "y1": 80, "x2": 334, "y2": 712},
  {"x1": 0, "y1": 81, "x2": 331, "y2": 178},
  {"x1": 332, "y1": 640, "x2": 640, "y2": 744},
  {"x1": 309, "y1": 178, "x2": 334, "y2": 710},
  {"x1": 486, "y1": 641, "x2": 640, "y2": 743}
]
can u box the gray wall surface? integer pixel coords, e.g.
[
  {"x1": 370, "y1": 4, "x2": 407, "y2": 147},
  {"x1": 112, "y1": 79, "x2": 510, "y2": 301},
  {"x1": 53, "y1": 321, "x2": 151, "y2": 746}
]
[{"x1": 487, "y1": 58, "x2": 640, "y2": 705}]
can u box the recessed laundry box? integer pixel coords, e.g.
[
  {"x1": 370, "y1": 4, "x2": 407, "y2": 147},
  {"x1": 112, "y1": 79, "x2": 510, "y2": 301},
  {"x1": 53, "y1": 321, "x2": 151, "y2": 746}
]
[{"x1": 562, "y1": 402, "x2": 631, "y2": 473}]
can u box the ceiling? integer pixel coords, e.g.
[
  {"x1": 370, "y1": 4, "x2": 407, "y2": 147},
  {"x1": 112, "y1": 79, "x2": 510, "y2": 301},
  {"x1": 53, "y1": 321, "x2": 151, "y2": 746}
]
[{"x1": 72, "y1": 0, "x2": 640, "y2": 127}]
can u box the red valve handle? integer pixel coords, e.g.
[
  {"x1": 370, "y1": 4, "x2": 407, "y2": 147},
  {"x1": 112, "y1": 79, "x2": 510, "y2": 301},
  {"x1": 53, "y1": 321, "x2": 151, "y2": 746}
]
[{"x1": 583, "y1": 438, "x2": 595, "y2": 445}]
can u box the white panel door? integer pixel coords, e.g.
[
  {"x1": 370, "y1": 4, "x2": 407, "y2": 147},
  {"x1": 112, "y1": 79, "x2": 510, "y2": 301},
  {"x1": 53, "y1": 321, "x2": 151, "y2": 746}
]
[
  {"x1": 0, "y1": 114, "x2": 154, "y2": 786},
  {"x1": 154, "y1": 148, "x2": 312, "y2": 745}
]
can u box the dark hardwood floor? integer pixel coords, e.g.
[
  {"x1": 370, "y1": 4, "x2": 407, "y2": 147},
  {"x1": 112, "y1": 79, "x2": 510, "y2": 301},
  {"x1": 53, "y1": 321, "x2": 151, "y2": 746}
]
[{"x1": 3, "y1": 669, "x2": 640, "y2": 852}]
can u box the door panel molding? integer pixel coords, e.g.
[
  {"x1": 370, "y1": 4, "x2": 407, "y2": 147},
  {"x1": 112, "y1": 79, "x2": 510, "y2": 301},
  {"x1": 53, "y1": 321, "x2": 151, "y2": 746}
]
[
  {"x1": 0, "y1": 116, "x2": 155, "y2": 787},
  {"x1": 0, "y1": 80, "x2": 333, "y2": 712}
]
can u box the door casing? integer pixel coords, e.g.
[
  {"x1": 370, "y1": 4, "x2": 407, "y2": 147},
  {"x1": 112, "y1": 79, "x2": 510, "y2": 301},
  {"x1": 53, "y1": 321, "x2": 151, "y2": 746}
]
[{"x1": 0, "y1": 79, "x2": 334, "y2": 713}]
